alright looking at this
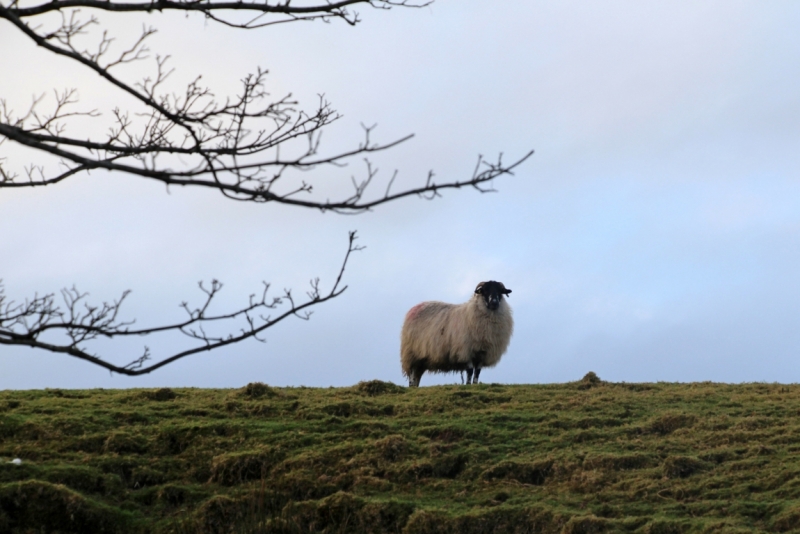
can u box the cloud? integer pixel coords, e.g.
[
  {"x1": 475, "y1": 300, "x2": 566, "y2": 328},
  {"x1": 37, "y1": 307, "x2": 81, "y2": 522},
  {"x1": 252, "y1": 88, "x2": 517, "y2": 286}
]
[{"x1": 3, "y1": 2, "x2": 800, "y2": 388}]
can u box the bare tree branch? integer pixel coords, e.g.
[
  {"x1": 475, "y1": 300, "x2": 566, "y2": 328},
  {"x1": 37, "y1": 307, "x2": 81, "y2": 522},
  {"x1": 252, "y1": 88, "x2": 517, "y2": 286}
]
[
  {"x1": 0, "y1": 232, "x2": 363, "y2": 375},
  {"x1": 0, "y1": 0, "x2": 531, "y2": 212},
  {"x1": 8, "y1": 0, "x2": 428, "y2": 20},
  {"x1": 0, "y1": 0, "x2": 533, "y2": 375}
]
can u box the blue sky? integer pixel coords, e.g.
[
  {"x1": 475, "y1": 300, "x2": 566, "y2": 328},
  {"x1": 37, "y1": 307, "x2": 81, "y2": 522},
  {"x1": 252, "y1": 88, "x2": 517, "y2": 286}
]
[{"x1": 2, "y1": 1, "x2": 800, "y2": 388}]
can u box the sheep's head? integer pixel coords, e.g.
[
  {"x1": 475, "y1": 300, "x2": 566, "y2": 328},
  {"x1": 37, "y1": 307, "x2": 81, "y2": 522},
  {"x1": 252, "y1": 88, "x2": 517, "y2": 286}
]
[{"x1": 474, "y1": 281, "x2": 512, "y2": 311}]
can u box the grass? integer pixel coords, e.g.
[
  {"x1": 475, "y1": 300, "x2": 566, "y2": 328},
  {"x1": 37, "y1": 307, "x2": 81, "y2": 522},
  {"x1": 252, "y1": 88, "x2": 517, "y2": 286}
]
[{"x1": 2, "y1": 373, "x2": 800, "y2": 533}]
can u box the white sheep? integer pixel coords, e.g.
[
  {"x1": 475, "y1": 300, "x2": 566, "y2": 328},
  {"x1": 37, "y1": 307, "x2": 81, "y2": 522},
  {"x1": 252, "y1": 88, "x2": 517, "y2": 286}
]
[{"x1": 400, "y1": 281, "x2": 513, "y2": 387}]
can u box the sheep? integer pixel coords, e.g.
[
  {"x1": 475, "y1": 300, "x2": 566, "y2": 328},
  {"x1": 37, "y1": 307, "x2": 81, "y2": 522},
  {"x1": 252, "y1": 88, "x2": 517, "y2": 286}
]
[{"x1": 400, "y1": 281, "x2": 513, "y2": 387}]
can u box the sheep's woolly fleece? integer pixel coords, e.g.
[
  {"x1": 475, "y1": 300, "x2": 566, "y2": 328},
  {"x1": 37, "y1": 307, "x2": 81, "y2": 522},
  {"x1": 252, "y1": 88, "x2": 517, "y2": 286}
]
[{"x1": 400, "y1": 281, "x2": 513, "y2": 387}]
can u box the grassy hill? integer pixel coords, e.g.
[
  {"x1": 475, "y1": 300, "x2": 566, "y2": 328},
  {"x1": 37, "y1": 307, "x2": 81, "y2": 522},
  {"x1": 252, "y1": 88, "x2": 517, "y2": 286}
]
[{"x1": 2, "y1": 374, "x2": 800, "y2": 533}]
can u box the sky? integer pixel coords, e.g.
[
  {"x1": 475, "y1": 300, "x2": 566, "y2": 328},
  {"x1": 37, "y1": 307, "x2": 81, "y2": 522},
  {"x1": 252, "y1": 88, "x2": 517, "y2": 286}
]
[{"x1": 2, "y1": 1, "x2": 800, "y2": 388}]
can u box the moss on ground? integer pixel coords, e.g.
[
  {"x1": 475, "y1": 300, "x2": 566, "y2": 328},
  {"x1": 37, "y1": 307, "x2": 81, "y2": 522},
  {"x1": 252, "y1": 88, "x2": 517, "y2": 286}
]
[{"x1": 3, "y1": 378, "x2": 800, "y2": 532}]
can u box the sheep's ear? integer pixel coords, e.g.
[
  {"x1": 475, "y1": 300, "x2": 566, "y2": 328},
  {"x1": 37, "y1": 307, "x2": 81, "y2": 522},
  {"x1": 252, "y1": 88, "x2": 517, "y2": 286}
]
[
  {"x1": 504, "y1": 288, "x2": 512, "y2": 296},
  {"x1": 474, "y1": 283, "x2": 484, "y2": 294}
]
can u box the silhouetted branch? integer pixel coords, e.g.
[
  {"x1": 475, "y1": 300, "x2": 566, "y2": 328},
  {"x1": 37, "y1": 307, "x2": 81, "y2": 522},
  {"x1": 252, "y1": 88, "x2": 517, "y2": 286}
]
[
  {"x1": 0, "y1": 0, "x2": 533, "y2": 374},
  {"x1": 0, "y1": 231, "x2": 362, "y2": 375},
  {"x1": 0, "y1": 0, "x2": 530, "y2": 212}
]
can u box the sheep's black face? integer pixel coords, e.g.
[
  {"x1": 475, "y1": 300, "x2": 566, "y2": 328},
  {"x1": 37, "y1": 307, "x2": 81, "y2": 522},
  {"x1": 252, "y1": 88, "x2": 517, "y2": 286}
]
[{"x1": 475, "y1": 281, "x2": 511, "y2": 311}]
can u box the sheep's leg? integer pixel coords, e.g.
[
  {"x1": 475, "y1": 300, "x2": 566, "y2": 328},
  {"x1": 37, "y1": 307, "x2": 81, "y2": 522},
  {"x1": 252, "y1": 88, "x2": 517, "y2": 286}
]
[
  {"x1": 465, "y1": 367, "x2": 474, "y2": 385},
  {"x1": 409, "y1": 366, "x2": 424, "y2": 387},
  {"x1": 470, "y1": 352, "x2": 484, "y2": 385}
]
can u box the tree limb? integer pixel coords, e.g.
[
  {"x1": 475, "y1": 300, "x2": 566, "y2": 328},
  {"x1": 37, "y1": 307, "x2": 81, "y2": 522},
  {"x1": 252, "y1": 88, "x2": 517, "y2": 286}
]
[
  {"x1": 0, "y1": 231, "x2": 363, "y2": 375},
  {"x1": 0, "y1": 1, "x2": 531, "y2": 212},
  {"x1": 0, "y1": 0, "x2": 534, "y2": 375}
]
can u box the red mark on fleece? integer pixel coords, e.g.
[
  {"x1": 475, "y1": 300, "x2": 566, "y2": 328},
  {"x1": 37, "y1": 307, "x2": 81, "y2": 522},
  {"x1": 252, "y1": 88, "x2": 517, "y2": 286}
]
[{"x1": 406, "y1": 303, "x2": 426, "y2": 321}]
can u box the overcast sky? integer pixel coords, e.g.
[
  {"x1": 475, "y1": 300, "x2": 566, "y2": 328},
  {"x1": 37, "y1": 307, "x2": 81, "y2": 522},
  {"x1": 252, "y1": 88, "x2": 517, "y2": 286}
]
[{"x1": 2, "y1": 1, "x2": 800, "y2": 389}]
